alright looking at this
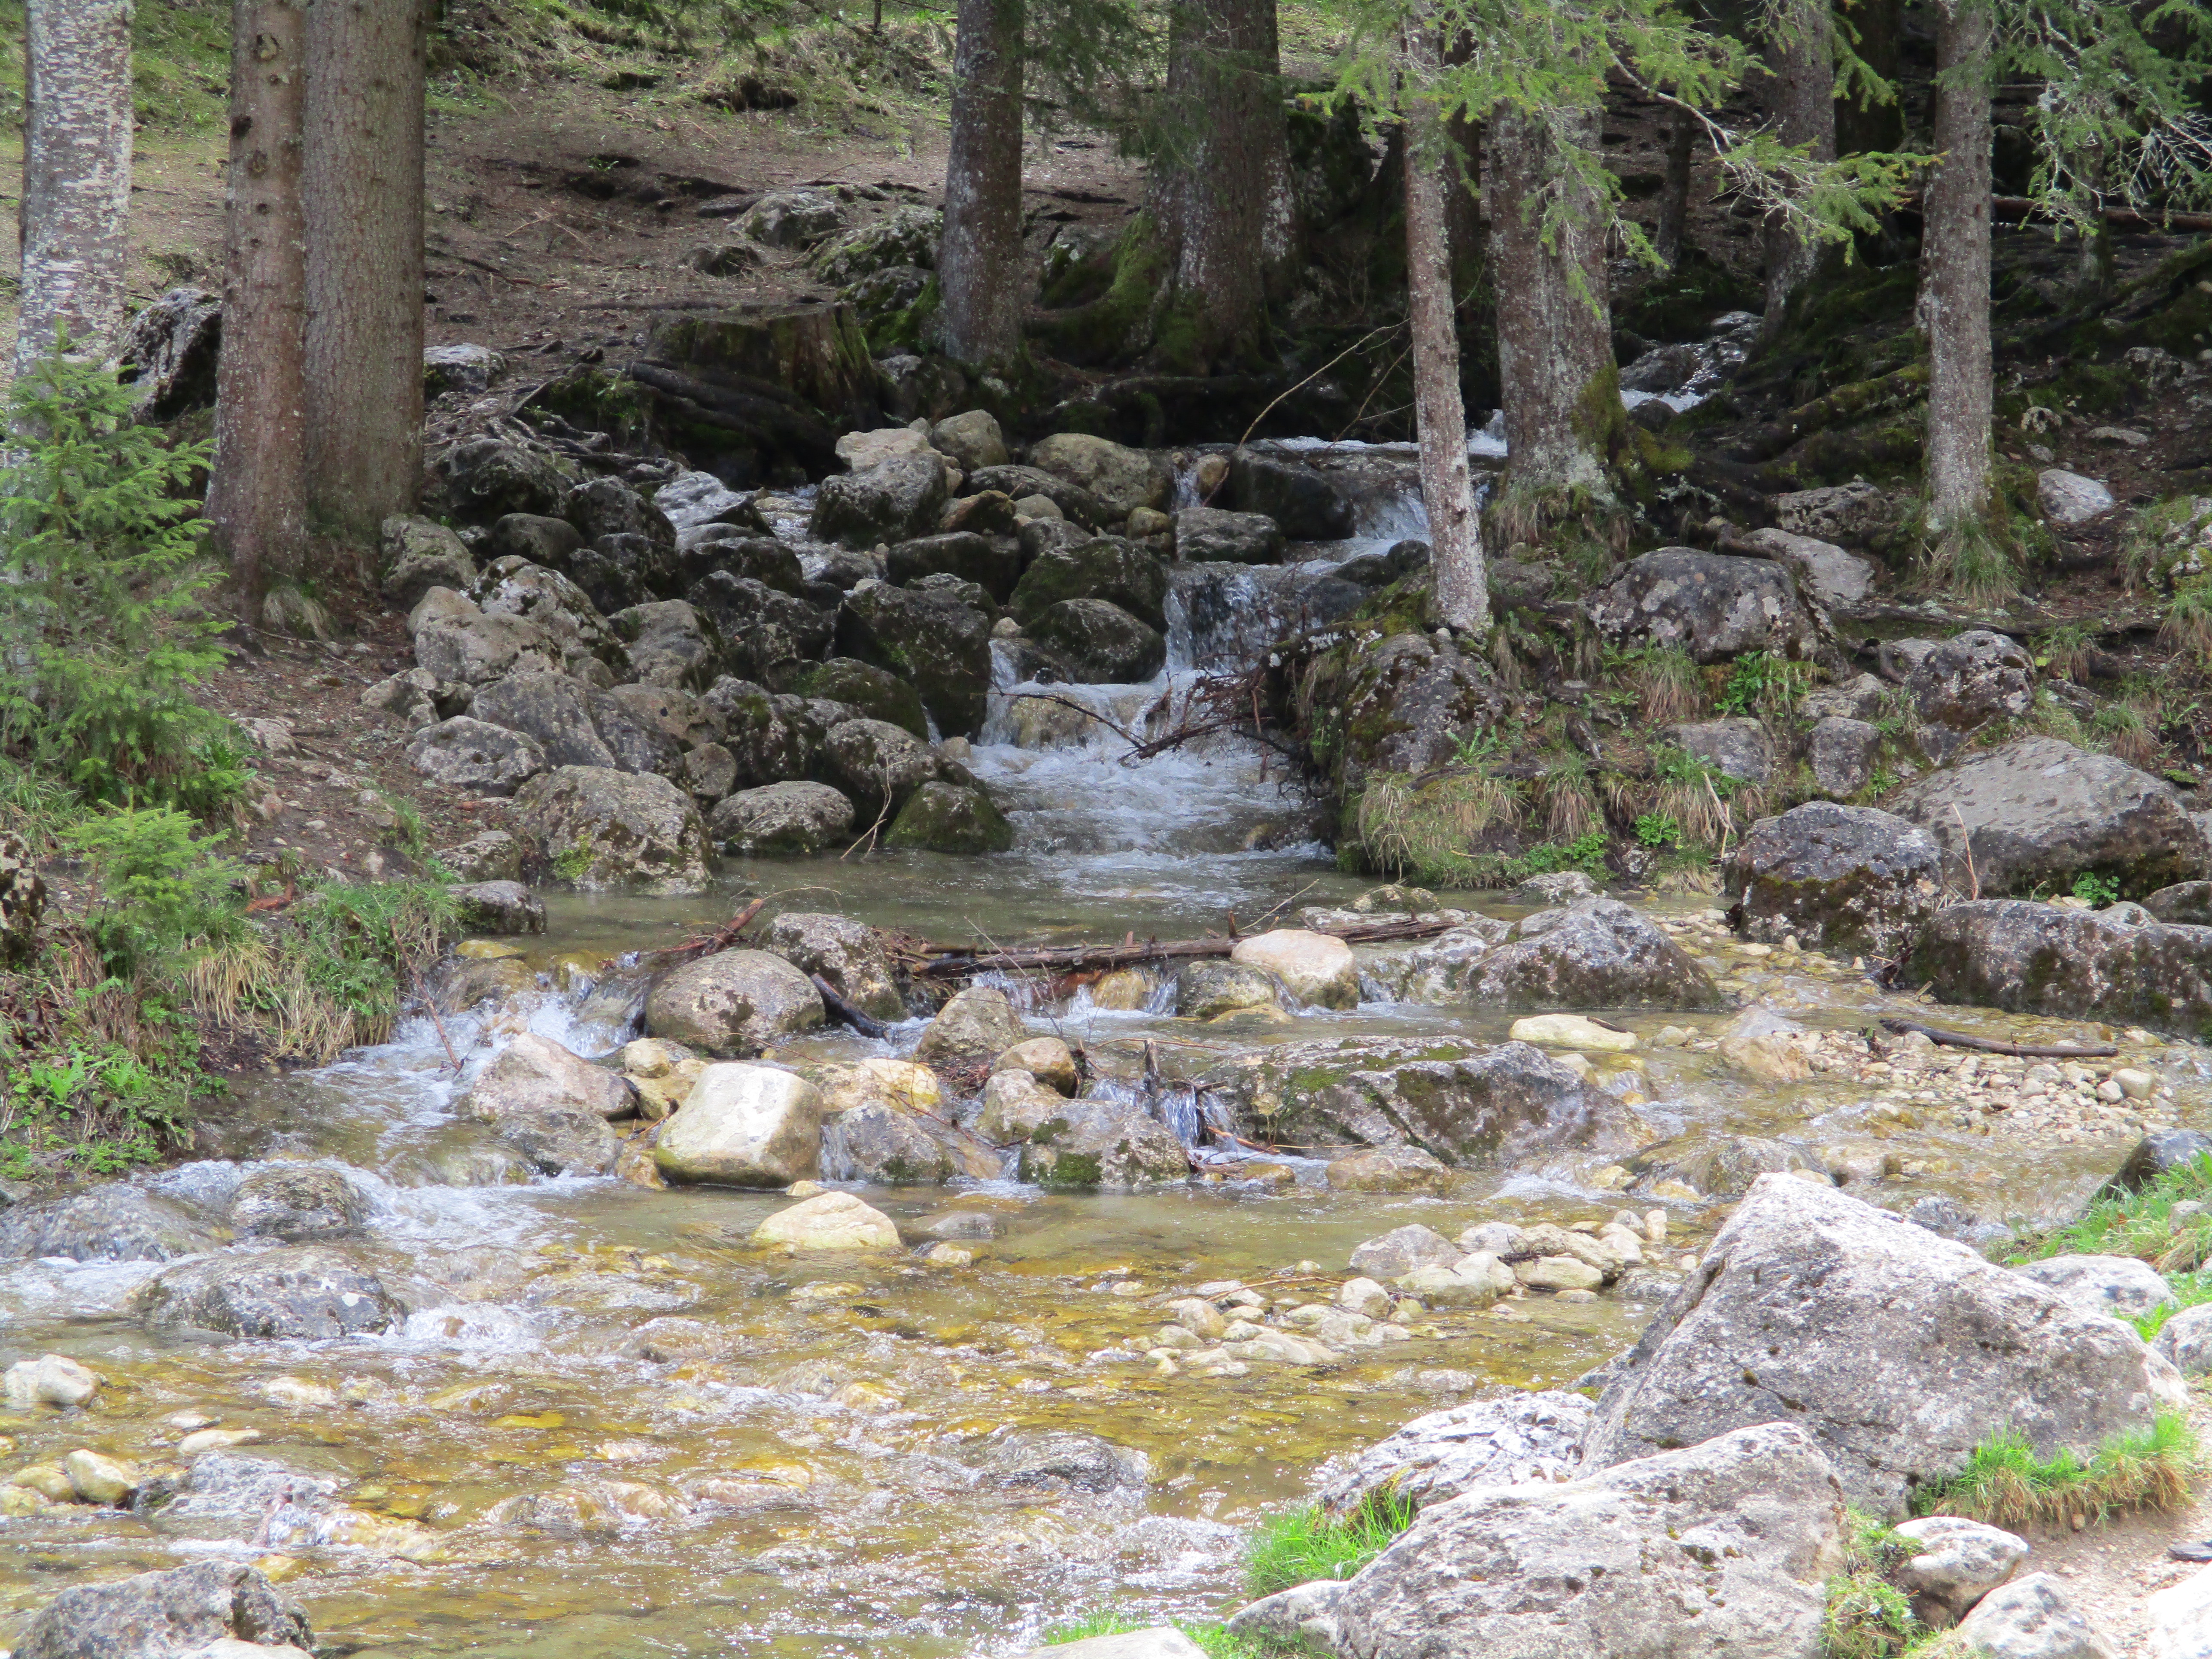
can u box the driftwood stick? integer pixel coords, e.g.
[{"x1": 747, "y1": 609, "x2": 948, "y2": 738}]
[
  {"x1": 918, "y1": 915, "x2": 1456, "y2": 978},
  {"x1": 811, "y1": 973, "x2": 889, "y2": 1039},
  {"x1": 1877, "y1": 1017, "x2": 2118, "y2": 1058}
]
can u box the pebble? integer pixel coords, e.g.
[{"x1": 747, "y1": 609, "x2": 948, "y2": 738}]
[
  {"x1": 64, "y1": 1448, "x2": 138, "y2": 1504},
  {"x1": 924, "y1": 1243, "x2": 974, "y2": 1267},
  {"x1": 0, "y1": 1354, "x2": 100, "y2": 1409},
  {"x1": 178, "y1": 1427, "x2": 262, "y2": 1455}
]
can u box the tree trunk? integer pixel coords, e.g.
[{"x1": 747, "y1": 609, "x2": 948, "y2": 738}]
[
  {"x1": 15, "y1": 0, "x2": 133, "y2": 373},
  {"x1": 1760, "y1": 0, "x2": 1837, "y2": 340},
  {"x1": 208, "y1": 0, "x2": 310, "y2": 607},
  {"x1": 936, "y1": 0, "x2": 1025, "y2": 367},
  {"x1": 1487, "y1": 106, "x2": 1619, "y2": 499},
  {"x1": 1836, "y1": 0, "x2": 1904, "y2": 155},
  {"x1": 1258, "y1": 0, "x2": 1295, "y2": 276},
  {"x1": 1404, "y1": 87, "x2": 1489, "y2": 638},
  {"x1": 1919, "y1": 0, "x2": 1993, "y2": 532},
  {"x1": 302, "y1": 0, "x2": 427, "y2": 544},
  {"x1": 1654, "y1": 108, "x2": 1693, "y2": 267},
  {"x1": 1148, "y1": 0, "x2": 1285, "y2": 368}
]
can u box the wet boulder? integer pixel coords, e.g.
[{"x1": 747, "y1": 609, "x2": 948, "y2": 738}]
[
  {"x1": 1724, "y1": 802, "x2": 1942, "y2": 958},
  {"x1": 614, "y1": 599, "x2": 723, "y2": 691},
  {"x1": 884, "y1": 779, "x2": 1016, "y2": 854},
  {"x1": 836, "y1": 580, "x2": 994, "y2": 736},
  {"x1": 1028, "y1": 598, "x2": 1165, "y2": 683},
  {"x1": 1176, "y1": 506, "x2": 1284, "y2": 564},
  {"x1": 887, "y1": 531, "x2": 1022, "y2": 602},
  {"x1": 1315, "y1": 1391, "x2": 1594, "y2": 1520},
  {"x1": 1223, "y1": 449, "x2": 1353, "y2": 540},
  {"x1": 1911, "y1": 899, "x2": 2212, "y2": 1036},
  {"x1": 0, "y1": 1185, "x2": 222, "y2": 1263},
  {"x1": 655, "y1": 1062, "x2": 823, "y2": 1185},
  {"x1": 562, "y1": 475, "x2": 677, "y2": 552},
  {"x1": 915, "y1": 985, "x2": 1028, "y2": 1067},
  {"x1": 1465, "y1": 898, "x2": 1724, "y2": 1010},
  {"x1": 451, "y1": 879, "x2": 547, "y2": 935},
  {"x1": 516, "y1": 766, "x2": 710, "y2": 893},
  {"x1": 468, "y1": 672, "x2": 619, "y2": 770},
  {"x1": 1199, "y1": 1038, "x2": 1621, "y2": 1167},
  {"x1": 461, "y1": 1032, "x2": 638, "y2": 1124},
  {"x1": 812, "y1": 454, "x2": 948, "y2": 548},
  {"x1": 711, "y1": 781, "x2": 856, "y2": 854},
  {"x1": 687, "y1": 574, "x2": 836, "y2": 687},
  {"x1": 15, "y1": 1561, "x2": 312, "y2": 1659},
  {"x1": 1743, "y1": 526, "x2": 1875, "y2": 609},
  {"x1": 972, "y1": 1426, "x2": 1151, "y2": 1490},
  {"x1": 136, "y1": 1247, "x2": 408, "y2": 1340},
  {"x1": 1009, "y1": 536, "x2": 1169, "y2": 631},
  {"x1": 655, "y1": 470, "x2": 772, "y2": 538},
  {"x1": 1229, "y1": 929, "x2": 1359, "y2": 1009},
  {"x1": 1027, "y1": 433, "x2": 1169, "y2": 520},
  {"x1": 1586, "y1": 548, "x2": 1825, "y2": 663},
  {"x1": 472, "y1": 1100, "x2": 618, "y2": 1177},
  {"x1": 750, "y1": 1188, "x2": 900, "y2": 1249},
  {"x1": 646, "y1": 949, "x2": 824, "y2": 1056},
  {"x1": 820, "y1": 1100, "x2": 1000, "y2": 1183},
  {"x1": 1018, "y1": 1101, "x2": 1190, "y2": 1188},
  {"x1": 1580, "y1": 1174, "x2": 2188, "y2": 1513},
  {"x1": 380, "y1": 516, "x2": 477, "y2": 610},
  {"x1": 1627, "y1": 1133, "x2": 1827, "y2": 1200},
  {"x1": 1327, "y1": 1423, "x2": 1845, "y2": 1659},
  {"x1": 1890, "y1": 736, "x2": 2207, "y2": 896},
  {"x1": 226, "y1": 1167, "x2": 368, "y2": 1243},
  {"x1": 788, "y1": 657, "x2": 929, "y2": 739},
  {"x1": 766, "y1": 912, "x2": 905, "y2": 1022},
  {"x1": 1175, "y1": 960, "x2": 1282, "y2": 1020},
  {"x1": 824, "y1": 717, "x2": 948, "y2": 822}
]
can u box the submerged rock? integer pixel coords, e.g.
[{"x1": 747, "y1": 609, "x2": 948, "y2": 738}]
[
  {"x1": 227, "y1": 1167, "x2": 369, "y2": 1243},
  {"x1": 0, "y1": 1185, "x2": 223, "y2": 1263},
  {"x1": 1581, "y1": 1175, "x2": 2187, "y2": 1514},
  {"x1": 136, "y1": 1247, "x2": 407, "y2": 1341},
  {"x1": 969, "y1": 1425, "x2": 1151, "y2": 1490}
]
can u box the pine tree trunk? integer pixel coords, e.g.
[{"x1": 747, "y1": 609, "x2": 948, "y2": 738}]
[
  {"x1": 15, "y1": 0, "x2": 134, "y2": 373},
  {"x1": 302, "y1": 0, "x2": 427, "y2": 544},
  {"x1": 1654, "y1": 108, "x2": 1693, "y2": 267},
  {"x1": 936, "y1": 0, "x2": 1025, "y2": 367},
  {"x1": 1487, "y1": 106, "x2": 1618, "y2": 498},
  {"x1": 208, "y1": 0, "x2": 310, "y2": 605},
  {"x1": 1760, "y1": 0, "x2": 1836, "y2": 340},
  {"x1": 1920, "y1": 0, "x2": 1993, "y2": 531},
  {"x1": 1149, "y1": 0, "x2": 1285, "y2": 367},
  {"x1": 1404, "y1": 88, "x2": 1488, "y2": 638}
]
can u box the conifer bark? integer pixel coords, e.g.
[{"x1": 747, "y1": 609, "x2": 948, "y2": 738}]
[
  {"x1": 208, "y1": 0, "x2": 310, "y2": 604},
  {"x1": 937, "y1": 0, "x2": 1026, "y2": 367},
  {"x1": 1760, "y1": 0, "x2": 1836, "y2": 339},
  {"x1": 1487, "y1": 106, "x2": 1619, "y2": 498},
  {"x1": 302, "y1": 0, "x2": 427, "y2": 543},
  {"x1": 16, "y1": 0, "x2": 134, "y2": 372},
  {"x1": 1654, "y1": 109, "x2": 1693, "y2": 267},
  {"x1": 1920, "y1": 0, "x2": 1993, "y2": 531},
  {"x1": 1149, "y1": 0, "x2": 1287, "y2": 366},
  {"x1": 1404, "y1": 93, "x2": 1488, "y2": 638}
]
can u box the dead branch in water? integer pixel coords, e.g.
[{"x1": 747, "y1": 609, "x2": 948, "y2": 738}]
[
  {"x1": 1876, "y1": 1017, "x2": 2118, "y2": 1058},
  {"x1": 918, "y1": 915, "x2": 1455, "y2": 978}
]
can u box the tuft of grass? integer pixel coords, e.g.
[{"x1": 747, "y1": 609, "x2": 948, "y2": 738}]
[
  {"x1": 2018, "y1": 1149, "x2": 2212, "y2": 1273},
  {"x1": 1537, "y1": 751, "x2": 1601, "y2": 842},
  {"x1": 1624, "y1": 647, "x2": 1704, "y2": 723},
  {"x1": 1822, "y1": 1509, "x2": 1923, "y2": 1659},
  {"x1": 2166, "y1": 578, "x2": 2212, "y2": 667},
  {"x1": 1041, "y1": 1610, "x2": 1269, "y2": 1659},
  {"x1": 1923, "y1": 519, "x2": 2023, "y2": 613},
  {"x1": 1910, "y1": 1411, "x2": 2199, "y2": 1529},
  {"x1": 1352, "y1": 771, "x2": 1523, "y2": 889},
  {"x1": 1245, "y1": 1496, "x2": 1415, "y2": 1600}
]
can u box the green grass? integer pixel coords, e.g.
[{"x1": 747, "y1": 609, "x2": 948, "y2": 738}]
[
  {"x1": 1244, "y1": 1497, "x2": 1415, "y2": 1600},
  {"x1": 1039, "y1": 1610, "x2": 1270, "y2": 1658},
  {"x1": 1909, "y1": 1411, "x2": 2198, "y2": 1529},
  {"x1": 2018, "y1": 1149, "x2": 2212, "y2": 1273},
  {"x1": 2132, "y1": 1273, "x2": 2212, "y2": 1342},
  {"x1": 1821, "y1": 1510, "x2": 1923, "y2": 1659}
]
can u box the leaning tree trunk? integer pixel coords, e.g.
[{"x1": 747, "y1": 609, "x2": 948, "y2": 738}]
[
  {"x1": 1404, "y1": 81, "x2": 1489, "y2": 639},
  {"x1": 208, "y1": 0, "x2": 310, "y2": 606},
  {"x1": 1760, "y1": 0, "x2": 1837, "y2": 340},
  {"x1": 936, "y1": 0, "x2": 1025, "y2": 367},
  {"x1": 1919, "y1": 0, "x2": 1994, "y2": 532},
  {"x1": 1487, "y1": 105, "x2": 1620, "y2": 501},
  {"x1": 15, "y1": 0, "x2": 133, "y2": 373},
  {"x1": 1654, "y1": 108, "x2": 1694, "y2": 267},
  {"x1": 1148, "y1": 0, "x2": 1286, "y2": 368},
  {"x1": 302, "y1": 0, "x2": 427, "y2": 544}
]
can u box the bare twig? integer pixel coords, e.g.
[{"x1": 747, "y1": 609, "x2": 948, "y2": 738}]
[{"x1": 1877, "y1": 1017, "x2": 2117, "y2": 1058}]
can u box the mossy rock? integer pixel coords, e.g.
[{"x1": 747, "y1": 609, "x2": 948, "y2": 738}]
[
  {"x1": 884, "y1": 780, "x2": 1015, "y2": 854},
  {"x1": 1008, "y1": 537, "x2": 1169, "y2": 630},
  {"x1": 790, "y1": 657, "x2": 930, "y2": 740}
]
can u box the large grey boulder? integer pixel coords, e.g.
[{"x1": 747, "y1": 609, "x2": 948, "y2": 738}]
[
  {"x1": 710, "y1": 781, "x2": 855, "y2": 855},
  {"x1": 811, "y1": 454, "x2": 948, "y2": 548},
  {"x1": 1911, "y1": 901, "x2": 2212, "y2": 1036},
  {"x1": 441, "y1": 437, "x2": 579, "y2": 521},
  {"x1": 1464, "y1": 898, "x2": 1725, "y2": 1010},
  {"x1": 113, "y1": 285, "x2": 224, "y2": 419},
  {"x1": 1315, "y1": 1391, "x2": 1593, "y2": 1520},
  {"x1": 686, "y1": 573, "x2": 835, "y2": 686},
  {"x1": 615, "y1": 598, "x2": 722, "y2": 691},
  {"x1": 136, "y1": 1247, "x2": 407, "y2": 1340},
  {"x1": 654, "y1": 1062, "x2": 823, "y2": 1186},
  {"x1": 823, "y1": 717, "x2": 946, "y2": 820},
  {"x1": 1176, "y1": 506, "x2": 1283, "y2": 564},
  {"x1": 655, "y1": 469, "x2": 770, "y2": 537},
  {"x1": 461, "y1": 1032, "x2": 638, "y2": 1123},
  {"x1": 1016, "y1": 1101, "x2": 1190, "y2": 1188},
  {"x1": 708, "y1": 678, "x2": 831, "y2": 788},
  {"x1": 1586, "y1": 548, "x2": 1825, "y2": 663},
  {"x1": 1954, "y1": 1573, "x2": 2117, "y2": 1659},
  {"x1": 0, "y1": 1184, "x2": 222, "y2": 1262},
  {"x1": 407, "y1": 717, "x2": 550, "y2": 796},
  {"x1": 1890, "y1": 737, "x2": 2208, "y2": 896},
  {"x1": 913, "y1": 984, "x2": 1027, "y2": 1065},
  {"x1": 741, "y1": 187, "x2": 846, "y2": 247},
  {"x1": 836, "y1": 581, "x2": 993, "y2": 737},
  {"x1": 1327, "y1": 1422, "x2": 1846, "y2": 1659},
  {"x1": 645, "y1": 949, "x2": 825, "y2": 1055},
  {"x1": 765, "y1": 912, "x2": 904, "y2": 1022},
  {"x1": 1223, "y1": 448, "x2": 1353, "y2": 539},
  {"x1": 1027, "y1": 433, "x2": 1168, "y2": 519},
  {"x1": 412, "y1": 605, "x2": 565, "y2": 688},
  {"x1": 473, "y1": 557, "x2": 626, "y2": 671},
  {"x1": 15, "y1": 1561, "x2": 311, "y2": 1659},
  {"x1": 1774, "y1": 479, "x2": 1896, "y2": 543},
  {"x1": 515, "y1": 766, "x2": 710, "y2": 893},
  {"x1": 1008, "y1": 536, "x2": 1169, "y2": 631},
  {"x1": 451, "y1": 879, "x2": 547, "y2": 935},
  {"x1": 1197, "y1": 1037, "x2": 1631, "y2": 1167},
  {"x1": 468, "y1": 672, "x2": 618, "y2": 770},
  {"x1": 1723, "y1": 802, "x2": 1942, "y2": 957},
  {"x1": 380, "y1": 516, "x2": 477, "y2": 609},
  {"x1": 884, "y1": 778, "x2": 1015, "y2": 853},
  {"x1": 1581, "y1": 1175, "x2": 2188, "y2": 1514},
  {"x1": 886, "y1": 530, "x2": 1022, "y2": 602},
  {"x1": 1029, "y1": 597, "x2": 1166, "y2": 683}
]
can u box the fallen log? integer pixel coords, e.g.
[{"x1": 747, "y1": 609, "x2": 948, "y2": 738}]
[
  {"x1": 812, "y1": 972, "x2": 889, "y2": 1039},
  {"x1": 919, "y1": 915, "x2": 1458, "y2": 978},
  {"x1": 1876, "y1": 1017, "x2": 2118, "y2": 1059}
]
